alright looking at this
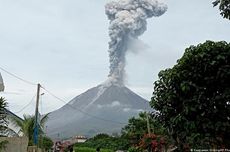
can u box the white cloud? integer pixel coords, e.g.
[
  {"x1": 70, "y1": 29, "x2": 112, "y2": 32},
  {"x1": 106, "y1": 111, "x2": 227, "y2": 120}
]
[
  {"x1": 97, "y1": 101, "x2": 121, "y2": 109},
  {"x1": 123, "y1": 108, "x2": 144, "y2": 113},
  {"x1": 123, "y1": 108, "x2": 130, "y2": 112}
]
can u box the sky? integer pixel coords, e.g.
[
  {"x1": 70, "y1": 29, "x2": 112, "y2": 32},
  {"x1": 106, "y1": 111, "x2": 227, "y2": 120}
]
[{"x1": 0, "y1": 0, "x2": 229, "y2": 117}]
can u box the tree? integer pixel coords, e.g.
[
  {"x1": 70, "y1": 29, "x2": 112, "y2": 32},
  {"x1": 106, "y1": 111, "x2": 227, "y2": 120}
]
[
  {"x1": 77, "y1": 133, "x2": 129, "y2": 151},
  {"x1": 122, "y1": 112, "x2": 165, "y2": 141},
  {"x1": 150, "y1": 41, "x2": 230, "y2": 149},
  {"x1": 11, "y1": 113, "x2": 49, "y2": 146},
  {"x1": 0, "y1": 97, "x2": 8, "y2": 136},
  {"x1": 38, "y1": 136, "x2": 53, "y2": 151},
  {"x1": 213, "y1": 0, "x2": 230, "y2": 20},
  {"x1": 121, "y1": 112, "x2": 169, "y2": 151}
]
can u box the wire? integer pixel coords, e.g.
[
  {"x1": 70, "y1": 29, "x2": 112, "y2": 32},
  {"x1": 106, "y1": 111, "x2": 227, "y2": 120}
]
[
  {"x1": 14, "y1": 94, "x2": 36, "y2": 113},
  {"x1": 0, "y1": 66, "x2": 128, "y2": 125},
  {"x1": 41, "y1": 85, "x2": 128, "y2": 125},
  {"x1": 0, "y1": 91, "x2": 22, "y2": 95},
  {"x1": 0, "y1": 66, "x2": 37, "y2": 86}
]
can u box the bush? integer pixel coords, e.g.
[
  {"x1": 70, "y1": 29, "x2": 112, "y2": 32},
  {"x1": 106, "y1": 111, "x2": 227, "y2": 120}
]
[
  {"x1": 74, "y1": 147, "x2": 112, "y2": 152},
  {"x1": 76, "y1": 133, "x2": 129, "y2": 151}
]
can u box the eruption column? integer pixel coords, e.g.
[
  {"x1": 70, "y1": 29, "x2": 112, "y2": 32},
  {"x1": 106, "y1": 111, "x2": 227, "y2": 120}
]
[{"x1": 105, "y1": 0, "x2": 167, "y2": 84}]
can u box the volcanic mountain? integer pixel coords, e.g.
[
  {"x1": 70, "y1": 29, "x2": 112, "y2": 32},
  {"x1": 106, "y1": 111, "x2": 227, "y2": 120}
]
[{"x1": 46, "y1": 81, "x2": 151, "y2": 139}]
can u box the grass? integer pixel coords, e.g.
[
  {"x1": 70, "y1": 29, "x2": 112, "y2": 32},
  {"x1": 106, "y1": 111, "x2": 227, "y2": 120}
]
[{"x1": 74, "y1": 146, "x2": 113, "y2": 152}]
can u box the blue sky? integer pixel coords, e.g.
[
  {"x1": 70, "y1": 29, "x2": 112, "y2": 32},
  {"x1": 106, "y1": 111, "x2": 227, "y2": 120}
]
[{"x1": 0, "y1": 0, "x2": 229, "y2": 117}]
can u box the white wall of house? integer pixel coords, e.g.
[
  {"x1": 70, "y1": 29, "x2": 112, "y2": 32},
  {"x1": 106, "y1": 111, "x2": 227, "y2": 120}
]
[
  {"x1": 0, "y1": 72, "x2": 4, "y2": 92},
  {"x1": 7, "y1": 118, "x2": 23, "y2": 137},
  {"x1": 6, "y1": 110, "x2": 23, "y2": 137},
  {"x1": 76, "y1": 138, "x2": 87, "y2": 143}
]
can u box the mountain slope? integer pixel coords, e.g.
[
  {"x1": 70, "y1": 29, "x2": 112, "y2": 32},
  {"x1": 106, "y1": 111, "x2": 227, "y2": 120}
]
[{"x1": 46, "y1": 83, "x2": 150, "y2": 139}]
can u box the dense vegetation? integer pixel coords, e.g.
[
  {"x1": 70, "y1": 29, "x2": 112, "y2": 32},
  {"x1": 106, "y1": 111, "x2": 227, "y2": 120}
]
[
  {"x1": 75, "y1": 112, "x2": 171, "y2": 151},
  {"x1": 38, "y1": 136, "x2": 53, "y2": 151},
  {"x1": 121, "y1": 112, "x2": 169, "y2": 144},
  {"x1": 74, "y1": 147, "x2": 112, "y2": 152},
  {"x1": 75, "y1": 133, "x2": 129, "y2": 151},
  {"x1": 150, "y1": 41, "x2": 230, "y2": 149}
]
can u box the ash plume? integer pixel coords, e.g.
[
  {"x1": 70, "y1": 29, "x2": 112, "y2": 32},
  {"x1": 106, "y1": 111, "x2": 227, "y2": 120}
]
[{"x1": 105, "y1": 0, "x2": 167, "y2": 84}]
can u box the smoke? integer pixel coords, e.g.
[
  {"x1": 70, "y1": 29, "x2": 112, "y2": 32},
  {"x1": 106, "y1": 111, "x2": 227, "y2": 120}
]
[{"x1": 105, "y1": 0, "x2": 167, "y2": 84}]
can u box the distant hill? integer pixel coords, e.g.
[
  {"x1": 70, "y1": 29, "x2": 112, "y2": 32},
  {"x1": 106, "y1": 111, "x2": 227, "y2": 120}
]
[{"x1": 46, "y1": 82, "x2": 151, "y2": 139}]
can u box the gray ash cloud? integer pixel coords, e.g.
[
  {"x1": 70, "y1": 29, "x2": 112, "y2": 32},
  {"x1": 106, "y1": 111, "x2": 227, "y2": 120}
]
[{"x1": 105, "y1": 0, "x2": 167, "y2": 84}]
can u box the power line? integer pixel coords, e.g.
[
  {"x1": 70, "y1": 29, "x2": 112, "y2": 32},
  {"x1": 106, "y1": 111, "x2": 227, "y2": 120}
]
[
  {"x1": 0, "y1": 66, "x2": 128, "y2": 125},
  {"x1": 41, "y1": 85, "x2": 128, "y2": 125},
  {"x1": 14, "y1": 94, "x2": 36, "y2": 113},
  {"x1": 0, "y1": 66, "x2": 36, "y2": 86}
]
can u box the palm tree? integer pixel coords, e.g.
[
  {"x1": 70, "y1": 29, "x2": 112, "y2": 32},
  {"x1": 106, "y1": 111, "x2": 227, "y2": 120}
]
[{"x1": 11, "y1": 113, "x2": 49, "y2": 146}]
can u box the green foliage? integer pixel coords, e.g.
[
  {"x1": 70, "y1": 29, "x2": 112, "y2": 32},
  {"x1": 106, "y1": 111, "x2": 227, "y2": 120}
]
[
  {"x1": 150, "y1": 41, "x2": 230, "y2": 149},
  {"x1": 38, "y1": 136, "x2": 53, "y2": 151},
  {"x1": 76, "y1": 110, "x2": 169, "y2": 151},
  {"x1": 0, "y1": 140, "x2": 8, "y2": 152},
  {"x1": 11, "y1": 113, "x2": 49, "y2": 146},
  {"x1": 213, "y1": 0, "x2": 230, "y2": 20},
  {"x1": 12, "y1": 115, "x2": 34, "y2": 145},
  {"x1": 121, "y1": 112, "x2": 166, "y2": 146},
  {"x1": 0, "y1": 97, "x2": 8, "y2": 136},
  {"x1": 74, "y1": 147, "x2": 112, "y2": 152},
  {"x1": 127, "y1": 146, "x2": 140, "y2": 152},
  {"x1": 76, "y1": 133, "x2": 129, "y2": 151}
]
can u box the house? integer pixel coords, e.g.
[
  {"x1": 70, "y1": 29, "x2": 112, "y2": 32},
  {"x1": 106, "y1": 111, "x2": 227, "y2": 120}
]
[
  {"x1": 71, "y1": 135, "x2": 87, "y2": 143},
  {"x1": 61, "y1": 135, "x2": 87, "y2": 146},
  {"x1": 0, "y1": 73, "x2": 22, "y2": 136},
  {"x1": 5, "y1": 109, "x2": 23, "y2": 137},
  {"x1": 0, "y1": 72, "x2": 4, "y2": 92}
]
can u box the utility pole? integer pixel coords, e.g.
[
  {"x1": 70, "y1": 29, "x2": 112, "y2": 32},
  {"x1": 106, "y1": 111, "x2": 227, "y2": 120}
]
[{"x1": 33, "y1": 83, "x2": 41, "y2": 146}]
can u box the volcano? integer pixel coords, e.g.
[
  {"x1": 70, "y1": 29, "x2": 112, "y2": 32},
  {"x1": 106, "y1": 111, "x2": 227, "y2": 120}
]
[
  {"x1": 46, "y1": 81, "x2": 150, "y2": 139},
  {"x1": 46, "y1": 0, "x2": 166, "y2": 139},
  {"x1": 47, "y1": 0, "x2": 167, "y2": 139}
]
